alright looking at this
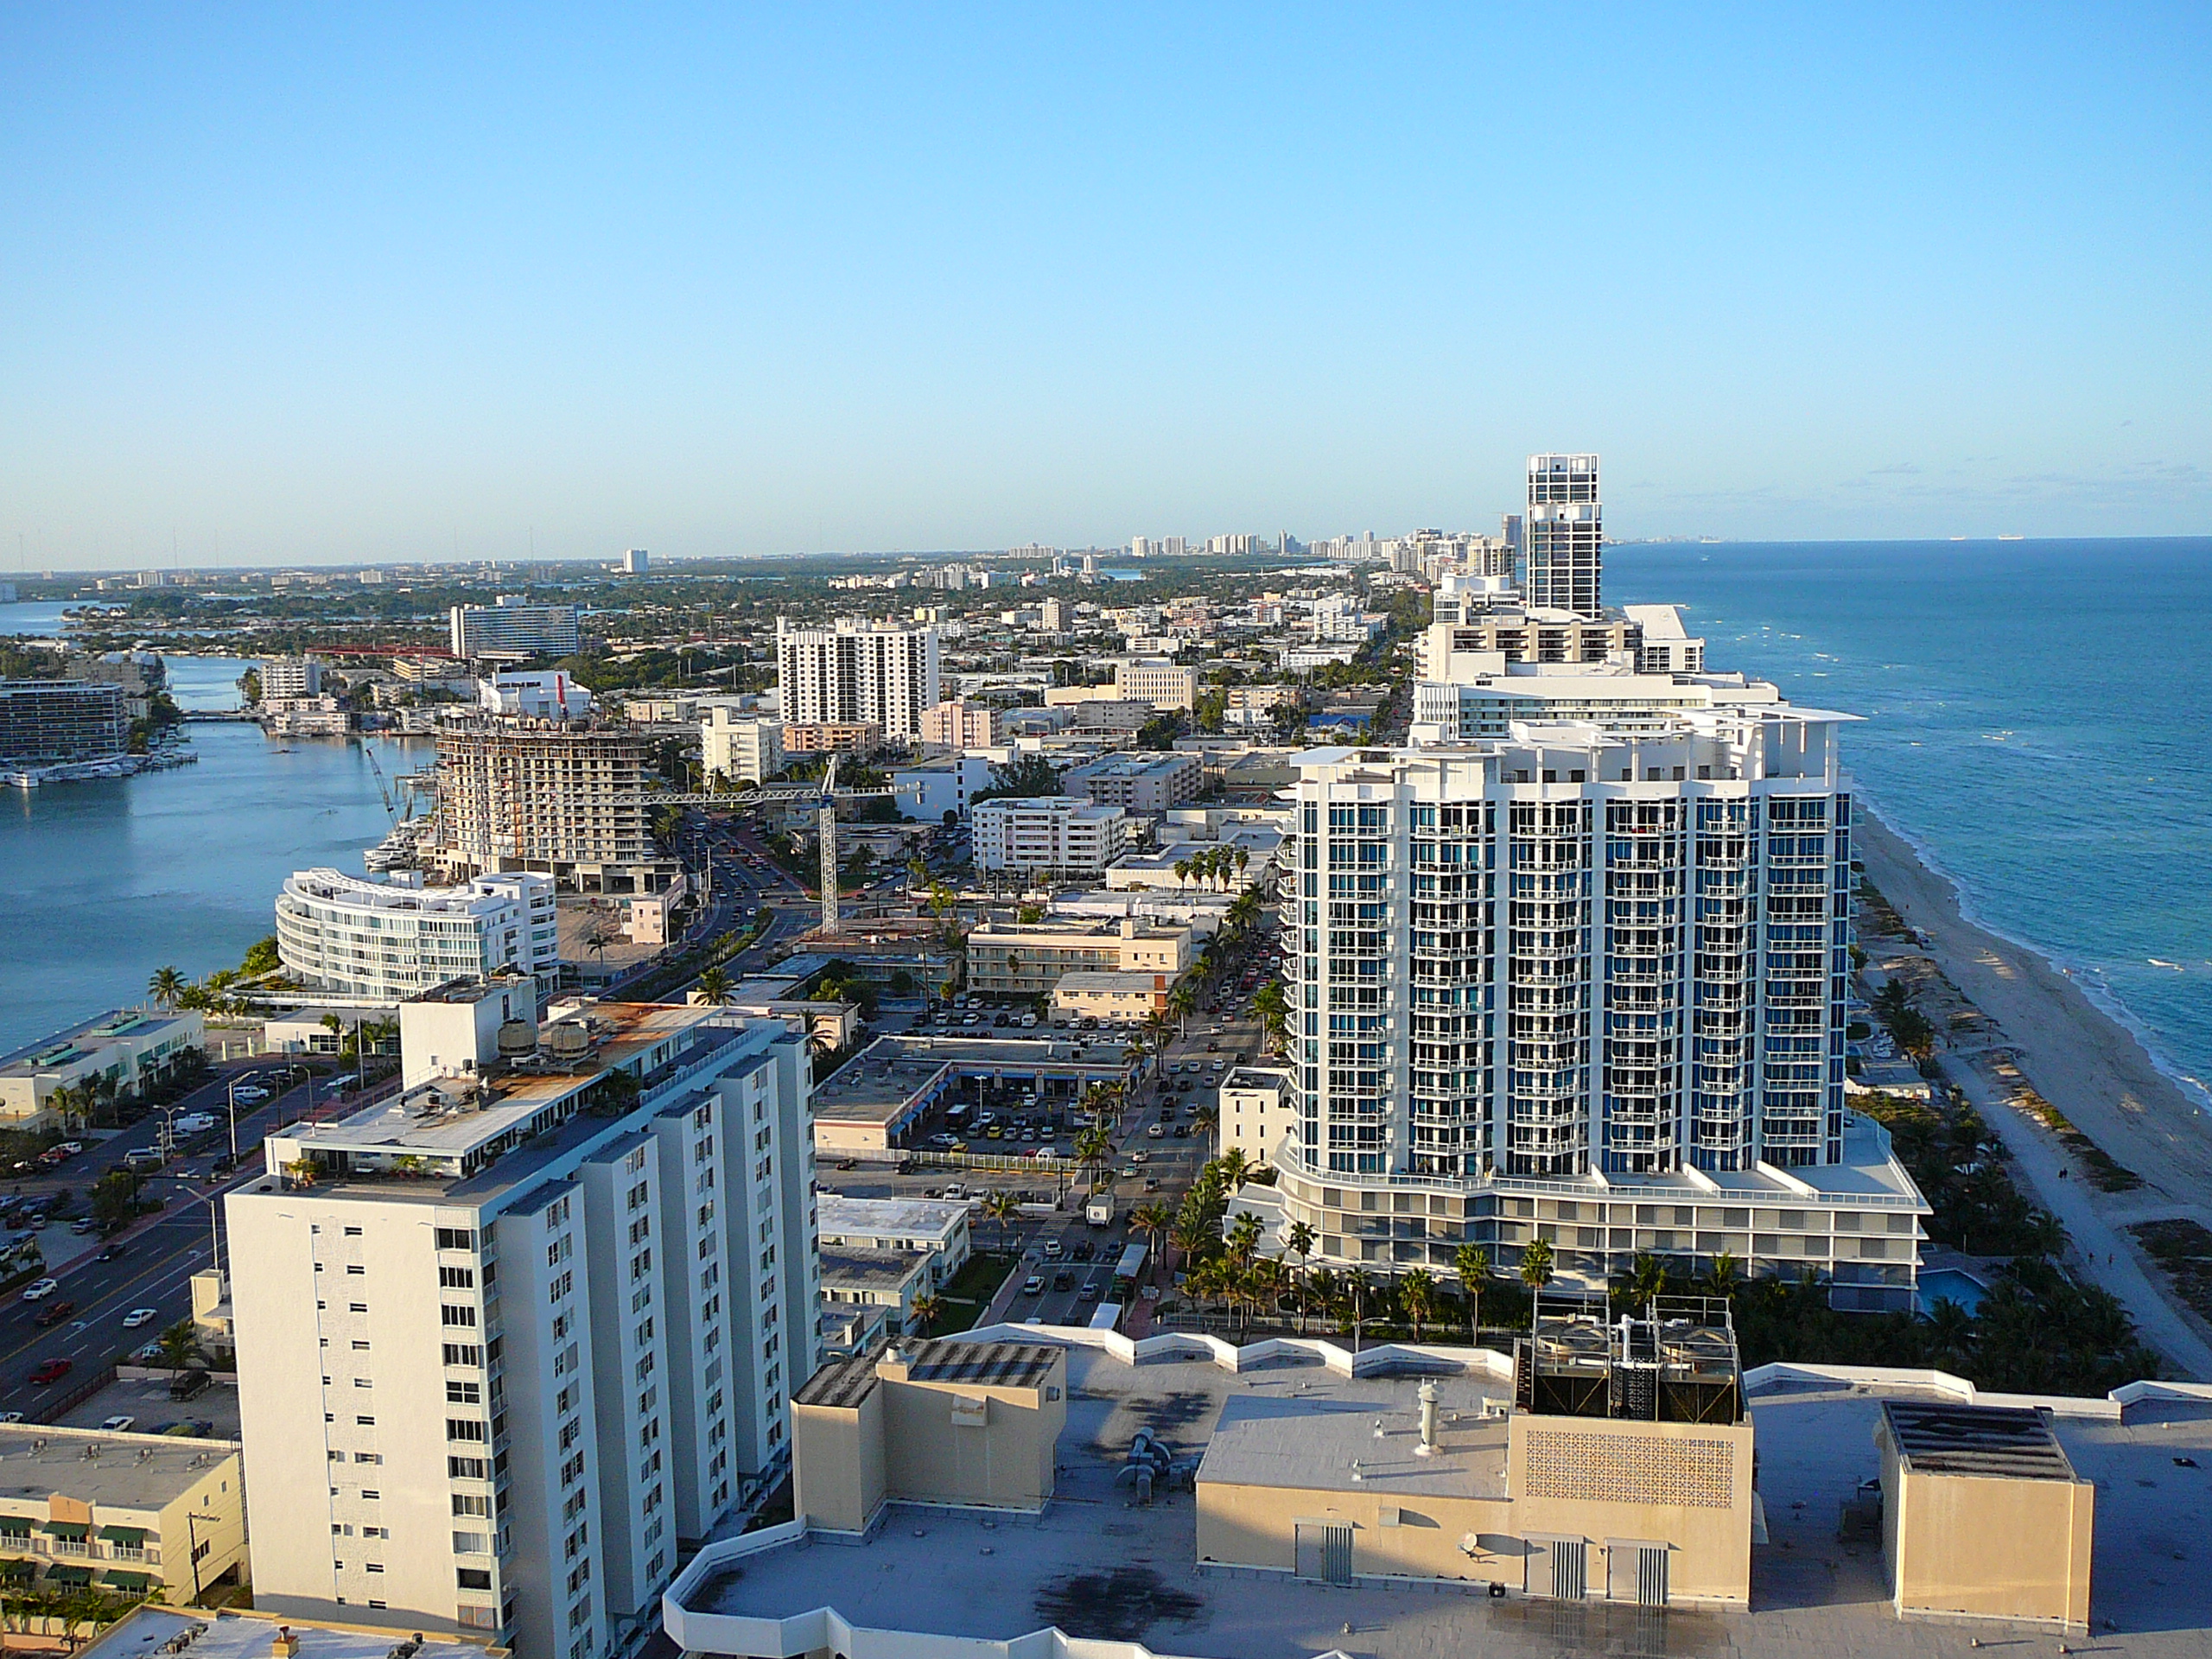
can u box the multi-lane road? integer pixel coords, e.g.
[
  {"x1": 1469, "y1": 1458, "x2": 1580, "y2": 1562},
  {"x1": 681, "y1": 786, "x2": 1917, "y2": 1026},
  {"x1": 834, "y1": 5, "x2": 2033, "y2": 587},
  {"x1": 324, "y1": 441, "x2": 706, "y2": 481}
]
[{"x1": 0, "y1": 1060, "x2": 322, "y2": 1417}]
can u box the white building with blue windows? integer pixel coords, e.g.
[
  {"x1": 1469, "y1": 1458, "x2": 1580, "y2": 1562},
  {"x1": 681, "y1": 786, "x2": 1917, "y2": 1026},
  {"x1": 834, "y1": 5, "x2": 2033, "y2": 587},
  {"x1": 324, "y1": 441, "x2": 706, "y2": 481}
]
[{"x1": 1262, "y1": 701, "x2": 1929, "y2": 1312}]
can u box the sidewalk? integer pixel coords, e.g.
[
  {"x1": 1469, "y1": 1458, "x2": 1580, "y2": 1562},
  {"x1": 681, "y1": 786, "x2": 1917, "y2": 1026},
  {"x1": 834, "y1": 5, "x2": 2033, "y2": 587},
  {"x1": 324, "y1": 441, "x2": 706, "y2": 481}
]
[{"x1": 1948, "y1": 1054, "x2": 2212, "y2": 1381}]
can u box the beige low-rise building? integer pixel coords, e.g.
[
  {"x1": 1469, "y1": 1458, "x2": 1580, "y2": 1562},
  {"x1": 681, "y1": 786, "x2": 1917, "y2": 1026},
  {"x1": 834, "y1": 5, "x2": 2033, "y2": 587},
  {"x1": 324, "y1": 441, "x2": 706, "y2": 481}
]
[
  {"x1": 0, "y1": 1008, "x2": 205, "y2": 1128},
  {"x1": 818, "y1": 1194, "x2": 972, "y2": 1291},
  {"x1": 965, "y1": 916, "x2": 1192, "y2": 998},
  {"x1": 1875, "y1": 1400, "x2": 2093, "y2": 1632},
  {"x1": 819, "y1": 1246, "x2": 934, "y2": 1335},
  {"x1": 1048, "y1": 971, "x2": 1172, "y2": 1024},
  {"x1": 0, "y1": 1423, "x2": 246, "y2": 1605},
  {"x1": 791, "y1": 1340, "x2": 1068, "y2": 1535}
]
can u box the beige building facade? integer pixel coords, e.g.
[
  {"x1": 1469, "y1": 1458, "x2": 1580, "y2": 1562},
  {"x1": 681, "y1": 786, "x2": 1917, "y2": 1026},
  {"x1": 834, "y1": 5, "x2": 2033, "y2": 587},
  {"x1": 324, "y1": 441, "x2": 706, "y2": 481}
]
[
  {"x1": 0, "y1": 1425, "x2": 247, "y2": 1605},
  {"x1": 791, "y1": 1341, "x2": 1067, "y2": 1536}
]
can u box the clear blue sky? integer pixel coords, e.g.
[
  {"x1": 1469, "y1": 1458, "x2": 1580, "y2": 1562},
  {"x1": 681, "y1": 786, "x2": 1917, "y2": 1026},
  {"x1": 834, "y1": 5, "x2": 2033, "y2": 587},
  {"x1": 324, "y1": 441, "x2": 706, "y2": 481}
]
[{"x1": 3, "y1": 5, "x2": 2208, "y2": 569}]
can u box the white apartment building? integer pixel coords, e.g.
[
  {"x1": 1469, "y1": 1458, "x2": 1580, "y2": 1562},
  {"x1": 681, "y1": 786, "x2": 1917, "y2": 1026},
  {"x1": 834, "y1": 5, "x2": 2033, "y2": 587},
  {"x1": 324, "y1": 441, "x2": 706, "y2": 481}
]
[
  {"x1": 1219, "y1": 1065, "x2": 1294, "y2": 1170},
  {"x1": 1062, "y1": 752, "x2": 1203, "y2": 813},
  {"x1": 918, "y1": 699, "x2": 1001, "y2": 749},
  {"x1": 775, "y1": 618, "x2": 941, "y2": 743},
  {"x1": 701, "y1": 709, "x2": 785, "y2": 786},
  {"x1": 1410, "y1": 665, "x2": 1780, "y2": 744},
  {"x1": 449, "y1": 602, "x2": 583, "y2": 661},
  {"x1": 276, "y1": 868, "x2": 559, "y2": 999},
  {"x1": 1525, "y1": 453, "x2": 1602, "y2": 616},
  {"x1": 889, "y1": 753, "x2": 994, "y2": 822},
  {"x1": 230, "y1": 990, "x2": 820, "y2": 1659},
  {"x1": 970, "y1": 797, "x2": 1131, "y2": 875},
  {"x1": 1273, "y1": 711, "x2": 1929, "y2": 1312},
  {"x1": 1109, "y1": 658, "x2": 1197, "y2": 713},
  {"x1": 262, "y1": 657, "x2": 324, "y2": 700}
]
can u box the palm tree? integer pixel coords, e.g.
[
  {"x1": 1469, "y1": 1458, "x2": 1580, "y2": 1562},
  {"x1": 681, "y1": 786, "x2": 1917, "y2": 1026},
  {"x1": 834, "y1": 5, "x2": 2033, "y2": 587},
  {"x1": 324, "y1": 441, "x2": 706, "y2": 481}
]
[
  {"x1": 1216, "y1": 1145, "x2": 1249, "y2": 1191},
  {"x1": 1519, "y1": 1237, "x2": 1554, "y2": 1291},
  {"x1": 1225, "y1": 1209, "x2": 1262, "y2": 1269},
  {"x1": 907, "y1": 1292, "x2": 944, "y2": 1336},
  {"x1": 1131, "y1": 1201, "x2": 1173, "y2": 1268},
  {"x1": 697, "y1": 967, "x2": 733, "y2": 1005},
  {"x1": 982, "y1": 1189, "x2": 1020, "y2": 1255},
  {"x1": 154, "y1": 1318, "x2": 202, "y2": 1383},
  {"x1": 1191, "y1": 1101, "x2": 1219, "y2": 1156},
  {"x1": 1167, "y1": 1216, "x2": 1211, "y2": 1279},
  {"x1": 1702, "y1": 1249, "x2": 1744, "y2": 1302},
  {"x1": 147, "y1": 966, "x2": 186, "y2": 1010},
  {"x1": 1251, "y1": 981, "x2": 1289, "y2": 1053},
  {"x1": 1625, "y1": 1250, "x2": 1669, "y2": 1310},
  {"x1": 1402, "y1": 1269, "x2": 1438, "y2": 1341},
  {"x1": 1924, "y1": 1297, "x2": 1974, "y2": 1371},
  {"x1": 1287, "y1": 1219, "x2": 1317, "y2": 1328},
  {"x1": 1074, "y1": 1126, "x2": 1113, "y2": 1194},
  {"x1": 1453, "y1": 1243, "x2": 1490, "y2": 1341},
  {"x1": 1173, "y1": 858, "x2": 1193, "y2": 892},
  {"x1": 1166, "y1": 983, "x2": 1196, "y2": 1036},
  {"x1": 1233, "y1": 847, "x2": 1249, "y2": 886}
]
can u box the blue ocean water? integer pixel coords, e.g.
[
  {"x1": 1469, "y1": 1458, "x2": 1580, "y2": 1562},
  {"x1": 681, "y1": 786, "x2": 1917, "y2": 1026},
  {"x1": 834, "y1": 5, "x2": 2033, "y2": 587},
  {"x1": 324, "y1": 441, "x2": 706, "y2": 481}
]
[{"x1": 1612, "y1": 538, "x2": 2212, "y2": 1108}]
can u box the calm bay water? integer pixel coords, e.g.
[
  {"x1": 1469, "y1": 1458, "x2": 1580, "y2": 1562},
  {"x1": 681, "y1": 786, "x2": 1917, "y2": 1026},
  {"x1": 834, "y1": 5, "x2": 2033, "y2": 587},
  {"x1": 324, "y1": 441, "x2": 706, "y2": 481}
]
[
  {"x1": 1613, "y1": 537, "x2": 2212, "y2": 1106},
  {"x1": 0, "y1": 649, "x2": 429, "y2": 1052}
]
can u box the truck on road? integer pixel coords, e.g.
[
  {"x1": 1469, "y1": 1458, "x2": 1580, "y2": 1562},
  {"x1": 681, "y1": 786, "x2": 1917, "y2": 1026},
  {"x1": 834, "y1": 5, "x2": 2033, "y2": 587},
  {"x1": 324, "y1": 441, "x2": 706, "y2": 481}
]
[{"x1": 1084, "y1": 1195, "x2": 1114, "y2": 1227}]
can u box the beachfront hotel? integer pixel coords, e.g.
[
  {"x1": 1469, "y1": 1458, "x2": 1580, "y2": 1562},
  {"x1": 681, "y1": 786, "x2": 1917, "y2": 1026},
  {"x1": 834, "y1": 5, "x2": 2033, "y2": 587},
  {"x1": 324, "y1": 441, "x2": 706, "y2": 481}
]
[
  {"x1": 1260, "y1": 697, "x2": 1930, "y2": 1312},
  {"x1": 227, "y1": 982, "x2": 820, "y2": 1659}
]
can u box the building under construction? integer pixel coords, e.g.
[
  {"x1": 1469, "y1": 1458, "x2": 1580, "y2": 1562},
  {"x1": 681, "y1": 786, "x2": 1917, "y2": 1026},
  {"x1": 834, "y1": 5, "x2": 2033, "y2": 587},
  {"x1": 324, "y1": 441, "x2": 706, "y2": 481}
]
[{"x1": 432, "y1": 718, "x2": 679, "y2": 893}]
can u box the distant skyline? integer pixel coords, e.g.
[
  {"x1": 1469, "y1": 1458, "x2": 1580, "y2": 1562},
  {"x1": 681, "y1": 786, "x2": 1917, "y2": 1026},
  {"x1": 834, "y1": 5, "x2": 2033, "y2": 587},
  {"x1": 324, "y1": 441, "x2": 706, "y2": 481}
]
[{"x1": 4, "y1": 6, "x2": 2209, "y2": 571}]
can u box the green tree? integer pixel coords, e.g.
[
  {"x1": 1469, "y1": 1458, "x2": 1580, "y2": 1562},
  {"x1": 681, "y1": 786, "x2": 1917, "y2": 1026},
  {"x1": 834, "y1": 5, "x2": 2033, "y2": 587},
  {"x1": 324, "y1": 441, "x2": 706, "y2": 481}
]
[
  {"x1": 1453, "y1": 1243, "x2": 1491, "y2": 1341},
  {"x1": 239, "y1": 936, "x2": 282, "y2": 975},
  {"x1": 1225, "y1": 1209, "x2": 1262, "y2": 1268},
  {"x1": 697, "y1": 967, "x2": 733, "y2": 1005},
  {"x1": 154, "y1": 1318, "x2": 203, "y2": 1382},
  {"x1": 1519, "y1": 1238, "x2": 1554, "y2": 1290},
  {"x1": 236, "y1": 666, "x2": 263, "y2": 704},
  {"x1": 972, "y1": 753, "x2": 1063, "y2": 805},
  {"x1": 90, "y1": 1170, "x2": 143, "y2": 1234},
  {"x1": 147, "y1": 966, "x2": 186, "y2": 1010},
  {"x1": 907, "y1": 1292, "x2": 944, "y2": 1336},
  {"x1": 1402, "y1": 1268, "x2": 1438, "y2": 1341}
]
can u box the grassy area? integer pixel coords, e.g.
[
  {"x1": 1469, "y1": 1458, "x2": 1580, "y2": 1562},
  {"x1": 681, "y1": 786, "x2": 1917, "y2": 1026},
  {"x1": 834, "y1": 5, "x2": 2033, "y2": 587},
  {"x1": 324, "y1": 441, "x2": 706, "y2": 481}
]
[
  {"x1": 2129, "y1": 1220, "x2": 2212, "y2": 1321},
  {"x1": 925, "y1": 1251, "x2": 1019, "y2": 1335}
]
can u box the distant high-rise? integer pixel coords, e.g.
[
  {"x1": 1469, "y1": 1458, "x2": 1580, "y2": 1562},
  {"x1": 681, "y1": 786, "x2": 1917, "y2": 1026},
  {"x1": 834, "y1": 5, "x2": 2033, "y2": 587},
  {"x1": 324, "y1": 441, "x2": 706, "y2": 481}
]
[
  {"x1": 1525, "y1": 454, "x2": 1601, "y2": 615},
  {"x1": 620, "y1": 548, "x2": 650, "y2": 575},
  {"x1": 449, "y1": 601, "x2": 582, "y2": 661},
  {"x1": 775, "y1": 618, "x2": 940, "y2": 743}
]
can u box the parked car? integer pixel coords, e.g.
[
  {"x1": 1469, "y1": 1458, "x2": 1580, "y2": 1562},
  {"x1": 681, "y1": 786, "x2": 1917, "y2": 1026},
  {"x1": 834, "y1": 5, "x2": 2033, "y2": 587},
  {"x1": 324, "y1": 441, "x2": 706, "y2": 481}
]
[
  {"x1": 20, "y1": 1279, "x2": 58, "y2": 1302},
  {"x1": 99, "y1": 1415, "x2": 136, "y2": 1433},
  {"x1": 28, "y1": 1359, "x2": 71, "y2": 1387}
]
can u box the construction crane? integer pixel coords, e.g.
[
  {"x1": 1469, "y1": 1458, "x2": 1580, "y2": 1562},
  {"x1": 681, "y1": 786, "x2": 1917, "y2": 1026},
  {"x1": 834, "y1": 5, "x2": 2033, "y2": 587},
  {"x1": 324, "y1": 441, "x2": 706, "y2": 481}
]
[
  {"x1": 362, "y1": 745, "x2": 397, "y2": 824},
  {"x1": 611, "y1": 758, "x2": 893, "y2": 938}
]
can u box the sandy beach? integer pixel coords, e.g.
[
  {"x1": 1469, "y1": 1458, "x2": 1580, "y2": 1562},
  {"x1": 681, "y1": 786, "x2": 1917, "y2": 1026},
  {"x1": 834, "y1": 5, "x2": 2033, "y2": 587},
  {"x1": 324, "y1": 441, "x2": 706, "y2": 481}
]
[{"x1": 1856, "y1": 807, "x2": 2212, "y2": 1374}]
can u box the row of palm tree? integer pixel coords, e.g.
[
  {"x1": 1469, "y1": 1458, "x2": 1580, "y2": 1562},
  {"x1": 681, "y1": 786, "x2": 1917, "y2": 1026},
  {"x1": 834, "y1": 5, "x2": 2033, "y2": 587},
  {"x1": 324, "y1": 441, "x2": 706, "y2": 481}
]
[
  {"x1": 147, "y1": 964, "x2": 255, "y2": 1016},
  {"x1": 1173, "y1": 845, "x2": 1249, "y2": 893}
]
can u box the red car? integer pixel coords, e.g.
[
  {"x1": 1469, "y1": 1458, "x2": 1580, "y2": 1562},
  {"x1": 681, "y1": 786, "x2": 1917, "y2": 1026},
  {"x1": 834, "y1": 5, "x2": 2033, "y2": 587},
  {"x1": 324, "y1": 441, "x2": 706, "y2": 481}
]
[
  {"x1": 32, "y1": 1300, "x2": 75, "y2": 1328},
  {"x1": 28, "y1": 1359, "x2": 71, "y2": 1387}
]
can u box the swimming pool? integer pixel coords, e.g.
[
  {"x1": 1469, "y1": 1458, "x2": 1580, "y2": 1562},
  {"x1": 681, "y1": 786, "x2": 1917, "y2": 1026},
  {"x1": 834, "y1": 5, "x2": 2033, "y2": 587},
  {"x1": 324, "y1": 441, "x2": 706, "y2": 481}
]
[{"x1": 1916, "y1": 1268, "x2": 1989, "y2": 1316}]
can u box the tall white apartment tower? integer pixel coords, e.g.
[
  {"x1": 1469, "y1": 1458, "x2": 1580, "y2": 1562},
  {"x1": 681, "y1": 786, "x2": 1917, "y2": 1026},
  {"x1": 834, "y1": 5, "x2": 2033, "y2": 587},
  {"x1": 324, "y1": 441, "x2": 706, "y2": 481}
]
[
  {"x1": 1272, "y1": 709, "x2": 1932, "y2": 1312},
  {"x1": 229, "y1": 993, "x2": 819, "y2": 1659},
  {"x1": 775, "y1": 618, "x2": 941, "y2": 743},
  {"x1": 1525, "y1": 454, "x2": 1602, "y2": 616}
]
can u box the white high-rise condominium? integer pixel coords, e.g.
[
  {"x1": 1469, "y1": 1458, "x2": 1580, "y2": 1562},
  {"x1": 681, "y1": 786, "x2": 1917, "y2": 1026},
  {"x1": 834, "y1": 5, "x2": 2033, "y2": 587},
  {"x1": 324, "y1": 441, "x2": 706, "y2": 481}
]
[
  {"x1": 1524, "y1": 454, "x2": 1602, "y2": 616},
  {"x1": 229, "y1": 989, "x2": 819, "y2": 1659},
  {"x1": 775, "y1": 618, "x2": 941, "y2": 743},
  {"x1": 1269, "y1": 700, "x2": 1931, "y2": 1312},
  {"x1": 449, "y1": 602, "x2": 583, "y2": 661}
]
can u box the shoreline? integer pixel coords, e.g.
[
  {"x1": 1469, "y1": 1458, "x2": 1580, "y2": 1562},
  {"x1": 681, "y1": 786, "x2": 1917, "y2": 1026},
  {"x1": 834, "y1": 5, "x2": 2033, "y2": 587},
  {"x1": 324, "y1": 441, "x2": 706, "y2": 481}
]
[
  {"x1": 1854, "y1": 807, "x2": 2212, "y2": 1158},
  {"x1": 1855, "y1": 805, "x2": 2212, "y2": 1370}
]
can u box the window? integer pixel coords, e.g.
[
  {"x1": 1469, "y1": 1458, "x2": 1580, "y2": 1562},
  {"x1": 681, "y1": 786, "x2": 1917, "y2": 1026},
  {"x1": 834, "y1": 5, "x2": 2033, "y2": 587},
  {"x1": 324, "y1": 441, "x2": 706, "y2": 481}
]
[
  {"x1": 447, "y1": 1380, "x2": 481, "y2": 1404},
  {"x1": 353, "y1": 1452, "x2": 381, "y2": 1465},
  {"x1": 457, "y1": 1568, "x2": 493, "y2": 1591},
  {"x1": 436, "y1": 1227, "x2": 475, "y2": 1250},
  {"x1": 345, "y1": 1264, "x2": 365, "y2": 1275},
  {"x1": 448, "y1": 1457, "x2": 486, "y2": 1479},
  {"x1": 443, "y1": 1344, "x2": 482, "y2": 1367},
  {"x1": 343, "y1": 1226, "x2": 363, "y2": 1236},
  {"x1": 453, "y1": 1493, "x2": 491, "y2": 1516},
  {"x1": 440, "y1": 1266, "x2": 475, "y2": 1288},
  {"x1": 442, "y1": 1305, "x2": 478, "y2": 1327},
  {"x1": 351, "y1": 1339, "x2": 371, "y2": 1351},
  {"x1": 448, "y1": 1420, "x2": 487, "y2": 1443},
  {"x1": 348, "y1": 1302, "x2": 368, "y2": 1313},
  {"x1": 355, "y1": 1415, "x2": 376, "y2": 1427}
]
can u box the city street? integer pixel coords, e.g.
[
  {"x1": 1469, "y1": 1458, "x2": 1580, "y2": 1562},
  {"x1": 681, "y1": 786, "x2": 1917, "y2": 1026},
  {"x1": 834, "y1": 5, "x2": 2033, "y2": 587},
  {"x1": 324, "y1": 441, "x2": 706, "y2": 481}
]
[{"x1": 0, "y1": 1059, "x2": 321, "y2": 1416}]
